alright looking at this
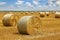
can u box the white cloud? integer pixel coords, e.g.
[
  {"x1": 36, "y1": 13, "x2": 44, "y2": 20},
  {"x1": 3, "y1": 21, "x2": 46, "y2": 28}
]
[
  {"x1": 33, "y1": 1, "x2": 38, "y2": 5},
  {"x1": 48, "y1": 0, "x2": 57, "y2": 7},
  {"x1": 16, "y1": 0, "x2": 24, "y2": 8},
  {"x1": 48, "y1": 0, "x2": 53, "y2": 6},
  {"x1": 56, "y1": 1, "x2": 60, "y2": 4},
  {"x1": 25, "y1": 2, "x2": 33, "y2": 7},
  {"x1": 48, "y1": 0, "x2": 56, "y2": 2},
  {"x1": 0, "y1": 2, "x2": 6, "y2": 5},
  {"x1": 16, "y1": 0, "x2": 24, "y2": 5},
  {"x1": 39, "y1": 5, "x2": 42, "y2": 7},
  {"x1": 56, "y1": 1, "x2": 60, "y2": 6}
]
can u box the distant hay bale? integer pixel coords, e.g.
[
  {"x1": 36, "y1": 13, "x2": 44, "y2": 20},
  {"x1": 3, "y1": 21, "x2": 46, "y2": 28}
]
[
  {"x1": 31, "y1": 12, "x2": 34, "y2": 14},
  {"x1": 2, "y1": 14, "x2": 16, "y2": 26},
  {"x1": 51, "y1": 11, "x2": 56, "y2": 14},
  {"x1": 25, "y1": 12, "x2": 29, "y2": 15},
  {"x1": 9, "y1": 12, "x2": 13, "y2": 14},
  {"x1": 25, "y1": 12, "x2": 34, "y2": 16},
  {"x1": 25, "y1": 12, "x2": 29, "y2": 13},
  {"x1": 46, "y1": 12, "x2": 50, "y2": 16},
  {"x1": 17, "y1": 16, "x2": 41, "y2": 35},
  {"x1": 34, "y1": 12, "x2": 40, "y2": 17},
  {"x1": 40, "y1": 12, "x2": 45, "y2": 17},
  {"x1": 55, "y1": 12, "x2": 60, "y2": 18}
]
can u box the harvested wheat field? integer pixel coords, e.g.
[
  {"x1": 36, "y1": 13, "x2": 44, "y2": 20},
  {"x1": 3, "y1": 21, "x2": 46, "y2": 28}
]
[{"x1": 0, "y1": 11, "x2": 60, "y2": 40}]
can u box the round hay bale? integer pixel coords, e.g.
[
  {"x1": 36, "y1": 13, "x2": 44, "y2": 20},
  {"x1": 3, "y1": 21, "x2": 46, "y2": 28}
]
[
  {"x1": 25, "y1": 12, "x2": 29, "y2": 15},
  {"x1": 51, "y1": 11, "x2": 56, "y2": 14},
  {"x1": 31, "y1": 12, "x2": 34, "y2": 14},
  {"x1": 40, "y1": 12, "x2": 45, "y2": 17},
  {"x1": 2, "y1": 14, "x2": 16, "y2": 26},
  {"x1": 55, "y1": 12, "x2": 60, "y2": 18},
  {"x1": 17, "y1": 16, "x2": 41, "y2": 35},
  {"x1": 46, "y1": 12, "x2": 50, "y2": 16}
]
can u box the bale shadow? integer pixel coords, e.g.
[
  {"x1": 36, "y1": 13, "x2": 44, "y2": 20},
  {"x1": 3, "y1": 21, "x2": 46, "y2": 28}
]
[{"x1": 13, "y1": 32, "x2": 29, "y2": 36}]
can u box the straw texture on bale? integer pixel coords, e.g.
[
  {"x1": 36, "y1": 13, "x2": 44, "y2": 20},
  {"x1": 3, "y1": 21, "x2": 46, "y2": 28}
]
[
  {"x1": 2, "y1": 14, "x2": 16, "y2": 26},
  {"x1": 40, "y1": 12, "x2": 45, "y2": 17},
  {"x1": 17, "y1": 16, "x2": 41, "y2": 35},
  {"x1": 55, "y1": 12, "x2": 60, "y2": 18}
]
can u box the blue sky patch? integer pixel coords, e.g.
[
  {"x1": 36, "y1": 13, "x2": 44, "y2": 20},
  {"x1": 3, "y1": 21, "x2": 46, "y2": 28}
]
[{"x1": 0, "y1": 0, "x2": 60, "y2": 11}]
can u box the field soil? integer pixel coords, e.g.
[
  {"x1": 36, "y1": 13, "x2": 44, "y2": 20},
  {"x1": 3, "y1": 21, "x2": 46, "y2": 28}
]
[{"x1": 0, "y1": 11, "x2": 60, "y2": 40}]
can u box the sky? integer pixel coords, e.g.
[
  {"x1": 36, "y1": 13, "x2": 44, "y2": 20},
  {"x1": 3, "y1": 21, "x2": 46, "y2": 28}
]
[{"x1": 0, "y1": 0, "x2": 60, "y2": 11}]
